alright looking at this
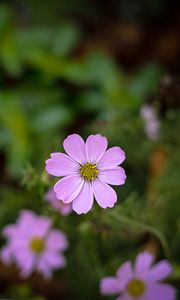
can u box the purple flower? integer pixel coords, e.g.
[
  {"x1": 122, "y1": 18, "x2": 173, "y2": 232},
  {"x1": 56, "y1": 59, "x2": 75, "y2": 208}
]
[
  {"x1": 100, "y1": 252, "x2": 176, "y2": 300},
  {"x1": 140, "y1": 104, "x2": 160, "y2": 141},
  {"x1": 45, "y1": 134, "x2": 126, "y2": 214},
  {"x1": 45, "y1": 188, "x2": 72, "y2": 216},
  {"x1": 1, "y1": 210, "x2": 68, "y2": 278}
]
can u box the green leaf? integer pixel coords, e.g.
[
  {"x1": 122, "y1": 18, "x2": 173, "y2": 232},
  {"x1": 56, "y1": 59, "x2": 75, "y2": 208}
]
[
  {"x1": 0, "y1": 93, "x2": 31, "y2": 175},
  {"x1": 51, "y1": 23, "x2": 80, "y2": 56},
  {"x1": 129, "y1": 64, "x2": 163, "y2": 101}
]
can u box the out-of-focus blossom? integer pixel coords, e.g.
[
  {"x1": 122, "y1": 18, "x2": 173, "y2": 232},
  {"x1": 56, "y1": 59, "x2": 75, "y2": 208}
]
[
  {"x1": 45, "y1": 134, "x2": 126, "y2": 214},
  {"x1": 100, "y1": 252, "x2": 176, "y2": 300},
  {"x1": 140, "y1": 104, "x2": 160, "y2": 141},
  {"x1": 45, "y1": 187, "x2": 72, "y2": 216},
  {"x1": 1, "y1": 210, "x2": 68, "y2": 278}
]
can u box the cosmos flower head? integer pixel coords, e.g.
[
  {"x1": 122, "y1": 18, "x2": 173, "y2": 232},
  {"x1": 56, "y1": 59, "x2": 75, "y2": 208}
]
[
  {"x1": 140, "y1": 104, "x2": 160, "y2": 141},
  {"x1": 1, "y1": 210, "x2": 68, "y2": 278},
  {"x1": 45, "y1": 134, "x2": 126, "y2": 214},
  {"x1": 45, "y1": 187, "x2": 72, "y2": 216},
  {"x1": 100, "y1": 252, "x2": 176, "y2": 300}
]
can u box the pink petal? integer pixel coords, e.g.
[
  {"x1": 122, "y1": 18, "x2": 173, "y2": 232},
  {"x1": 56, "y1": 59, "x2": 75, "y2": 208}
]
[
  {"x1": 100, "y1": 277, "x2": 122, "y2": 295},
  {"x1": 45, "y1": 188, "x2": 57, "y2": 203},
  {"x1": 18, "y1": 211, "x2": 47, "y2": 239},
  {"x1": 45, "y1": 152, "x2": 79, "y2": 177},
  {"x1": 42, "y1": 251, "x2": 66, "y2": 268},
  {"x1": 19, "y1": 256, "x2": 35, "y2": 278},
  {"x1": 98, "y1": 146, "x2": 126, "y2": 170},
  {"x1": 17, "y1": 211, "x2": 51, "y2": 239},
  {"x1": 147, "y1": 260, "x2": 172, "y2": 282},
  {"x1": 18, "y1": 210, "x2": 35, "y2": 228},
  {"x1": 144, "y1": 120, "x2": 160, "y2": 141},
  {"x1": 92, "y1": 179, "x2": 117, "y2": 208},
  {"x1": 116, "y1": 261, "x2": 133, "y2": 288},
  {"x1": 45, "y1": 188, "x2": 72, "y2": 216},
  {"x1": 135, "y1": 252, "x2": 154, "y2": 278},
  {"x1": 2, "y1": 225, "x2": 18, "y2": 238},
  {"x1": 98, "y1": 167, "x2": 126, "y2": 185},
  {"x1": 15, "y1": 249, "x2": 34, "y2": 265},
  {"x1": 141, "y1": 105, "x2": 156, "y2": 120},
  {"x1": 86, "y1": 134, "x2": 108, "y2": 164},
  {"x1": 147, "y1": 282, "x2": 177, "y2": 300},
  {"x1": 54, "y1": 175, "x2": 84, "y2": 203},
  {"x1": 72, "y1": 181, "x2": 94, "y2": 214},
  {"x1": 46, "y1": 230, "x2": 68, "y2": 251},
  {"x1": 63, "y1": 134, "x2": 86, "y2": 164},
  {"x1": 1, "y1": 245, "x2": 13, "y2": 264},
  {"x1": 36, "y1": 258, "x2": 52, "y2": 278},
  {"x1": 58, "y1": 202, "x2": 72, "y2": 216},
  {"x1": 18, "y1": 213, "x2": 51, "y2": 238},
  {"x1": 10, "y1": 238, "x2": 28, "y2": 250},
  {"x1": 12, "y1": 228, "x2": 34, "y2": 242},
  {"x1": 32, "y1": 217, "x2": 52, "y2": 237},
  {"x1": 16, "y1": 250, "x2": 35, "y2": 278}
]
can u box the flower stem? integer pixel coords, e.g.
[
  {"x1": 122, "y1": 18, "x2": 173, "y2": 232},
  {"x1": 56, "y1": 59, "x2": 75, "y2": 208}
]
[{"x1": 110, "y1": 211, "x2": 173, "y2": 262}]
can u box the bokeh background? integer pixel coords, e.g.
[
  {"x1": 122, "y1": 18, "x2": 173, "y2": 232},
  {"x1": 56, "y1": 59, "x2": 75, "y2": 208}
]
[{"x1": 0, "y1": 0, "x2": 180, "y2": 299}]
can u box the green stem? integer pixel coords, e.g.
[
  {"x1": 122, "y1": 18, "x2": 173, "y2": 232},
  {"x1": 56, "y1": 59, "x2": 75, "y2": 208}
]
[{"x1": 110, "y1": 212, "x2": 173, "y2": 262}]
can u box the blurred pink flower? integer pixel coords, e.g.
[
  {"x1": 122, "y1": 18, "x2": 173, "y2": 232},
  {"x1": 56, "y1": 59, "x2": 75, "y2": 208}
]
[
  {"x1": 140, "y1": 104, "x2": 160, "y2": 141},
  {"x1": 100, "y1": 252, "x2": 176, "y2": 300},
  {"x1": 45, "y1": 188, "x2": 72, "y2": 216},
  {"x1": 45, "y1": 134, "x2": 126, "y2": 214},
  {"x1": 1, "y1": 210, "x2": 68, "y2": 278}
]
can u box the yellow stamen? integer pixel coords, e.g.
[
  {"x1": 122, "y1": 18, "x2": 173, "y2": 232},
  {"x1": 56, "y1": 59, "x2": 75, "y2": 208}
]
[
  {"x1": 80, "y1": 163, "x2": 99, "y2": 181},
  {"x1": 127, "y1": 279, "x2": 145, "y2": 298},
  {"x1": 30, "y1": 238, "x2": 45, "y2": 253}
]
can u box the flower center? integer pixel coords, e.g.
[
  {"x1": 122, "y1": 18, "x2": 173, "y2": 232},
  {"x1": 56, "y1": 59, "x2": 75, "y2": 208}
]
[
  {"x1": 127, "y1": 279, "x2": 145, "y2": 298},
  {"x1": 80, "y1": 163, "x2": 99, "y2": 181},
  {"x1": 30, "y1": 238, "x2": 45, "y2": 253}
]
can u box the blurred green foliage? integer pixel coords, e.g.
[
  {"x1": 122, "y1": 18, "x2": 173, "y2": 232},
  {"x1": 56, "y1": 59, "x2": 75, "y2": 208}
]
[
  {"x1": 0, "y1": 2, "x2": 179, "y2": 300},
  {"x1": 5, "y1": 284, "x2": 45, "y2": 300},
  {"x1": 0, "y1": 3, "x2": 162, "y2": 175}
]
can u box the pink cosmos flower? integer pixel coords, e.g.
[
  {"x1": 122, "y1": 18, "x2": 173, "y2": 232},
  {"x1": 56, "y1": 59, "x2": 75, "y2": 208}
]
[
  {"x1": 140, "y1": 104, "x2": 160, "y2": 141},
  {"x1": 1, "y1": 210, "x2": 68, "y2": 278},
  {"x1": 45, "y1": 187, "x2": 72, "y2": 216},
  {"x1": 45, "y1": 134, "x2": 126, "y2": 214},
  {"x1": 100, "y1": 252, "x2": 176, "y2": 300}
]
